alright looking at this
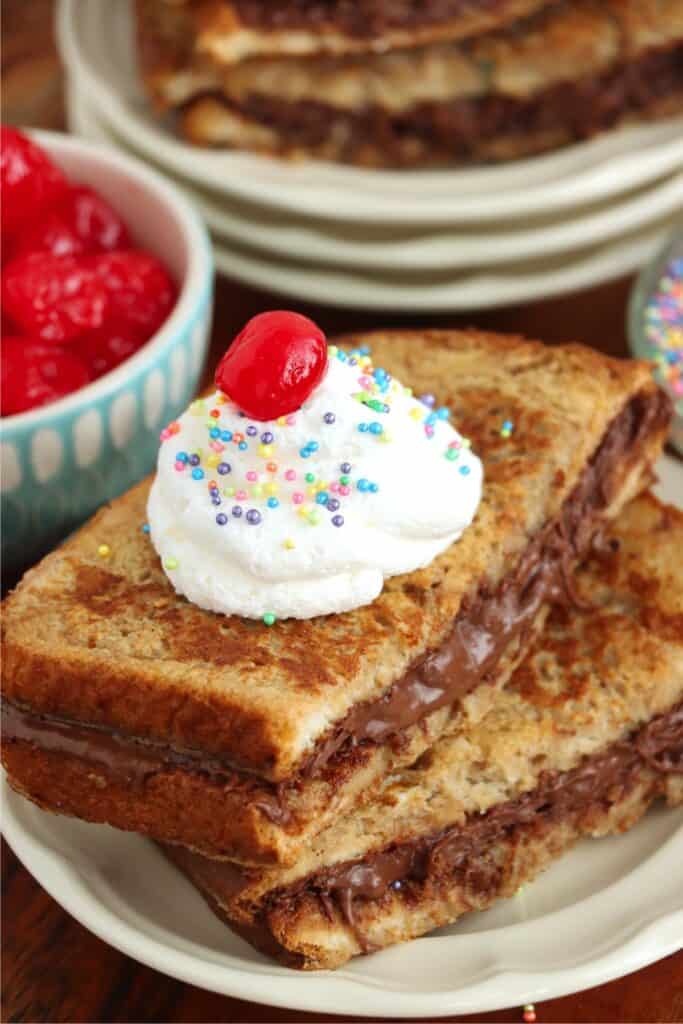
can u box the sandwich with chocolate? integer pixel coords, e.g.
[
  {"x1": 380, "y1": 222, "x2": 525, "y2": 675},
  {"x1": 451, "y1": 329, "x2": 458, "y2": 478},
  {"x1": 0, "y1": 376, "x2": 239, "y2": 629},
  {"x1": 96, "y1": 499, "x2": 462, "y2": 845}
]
[
  {"x1": 162, "y1": 492, "x2": 683, "y2": 969},
  {"x1": 137, "y1": 0, "x2": 683, "y2": 166},
  {"x1": 1, "y1": 318, "x2": 671, "y2": 870}
]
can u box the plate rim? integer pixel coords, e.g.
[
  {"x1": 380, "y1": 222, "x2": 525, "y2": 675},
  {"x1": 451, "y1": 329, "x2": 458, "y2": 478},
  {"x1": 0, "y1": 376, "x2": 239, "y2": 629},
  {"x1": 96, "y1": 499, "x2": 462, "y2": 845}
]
[
  {"x1": 66, "y1": 79, "x2": 683, "y2": 275},
  {"x1": 3, "y1": 779, "x2": 682, "y2": 1018},
  {"x1": 209, "y1": 223, "x2": 667, "y2": 312},
  {"x1": 3, "y1": 454, "x2": 683, "y2": 1017}
]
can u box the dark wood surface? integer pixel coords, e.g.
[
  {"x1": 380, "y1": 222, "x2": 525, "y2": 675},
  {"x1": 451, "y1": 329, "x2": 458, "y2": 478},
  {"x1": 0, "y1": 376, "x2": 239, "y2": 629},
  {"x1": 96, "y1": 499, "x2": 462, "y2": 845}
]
[{"x1": 2, "y1": 2, "x2": 682, "y2": 1021}]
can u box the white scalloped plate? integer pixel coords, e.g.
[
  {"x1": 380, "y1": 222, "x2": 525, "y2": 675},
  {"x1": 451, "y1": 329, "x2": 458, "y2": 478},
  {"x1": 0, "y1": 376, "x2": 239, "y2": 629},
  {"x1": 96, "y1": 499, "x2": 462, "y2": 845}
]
[
  {"x1": 57, "y1": 0, "x2": 683, "y2": 226},
  {"x1": 3, "y1": 461, "x2": 682, "y2": 1017},
  {"x1": 207, "y1": 221, "x2": 672, "y2": 311},
  {"x1": 66, "y1": 81, "x2": 683, "y2": 275}
]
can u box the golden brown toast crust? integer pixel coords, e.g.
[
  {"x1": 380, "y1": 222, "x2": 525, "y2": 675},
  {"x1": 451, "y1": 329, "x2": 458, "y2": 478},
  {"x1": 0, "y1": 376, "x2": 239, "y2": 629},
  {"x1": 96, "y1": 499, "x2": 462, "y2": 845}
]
[
  {"x1": 1, "y1": 331, "x2": 662, "y2": 775},
  {"x1": 177, "y1": 1, "x2": 683, "y2": 116},
  {"x1": 0, "y1": 607, "x2": 546, "y2": 864}
]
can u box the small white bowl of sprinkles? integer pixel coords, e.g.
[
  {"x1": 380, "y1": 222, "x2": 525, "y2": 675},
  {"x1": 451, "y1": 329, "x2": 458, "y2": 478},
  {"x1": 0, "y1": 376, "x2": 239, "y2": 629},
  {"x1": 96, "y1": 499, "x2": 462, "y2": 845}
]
[{"x1": 629, "y1": 229, "x2": 683, "y2": 455}]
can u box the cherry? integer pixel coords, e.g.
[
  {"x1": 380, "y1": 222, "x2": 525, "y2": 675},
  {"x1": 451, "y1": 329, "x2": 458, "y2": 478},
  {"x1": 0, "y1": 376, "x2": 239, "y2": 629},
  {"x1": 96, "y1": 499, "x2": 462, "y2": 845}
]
[
  {"x1": 91, "y1": 250, "x2": 176, "y2": 339},
  {"x1": 1, "y1": 310, "x2": 16, "y2": 334},
  {"x1": 2, "y1": 249, "x2": 175, "y2": 348},
  {"x1": 76, "y1": 321, "x2": 144, "y2": 379},
  {"x1": 2, "y1": 252, "x2": 108, "y2": 344},
  {"x1": 1, "y1": 336, "x2": 90, "y2": 416},
  {"x1": 1, "y1": 127, "x2": 68, "y2": 243},
  {"x1": 12, "y1": 185, "x2": 132, "y2": 259},
  {"x1": 215, "y1": 311, "x2": 327, "y2": 421}
]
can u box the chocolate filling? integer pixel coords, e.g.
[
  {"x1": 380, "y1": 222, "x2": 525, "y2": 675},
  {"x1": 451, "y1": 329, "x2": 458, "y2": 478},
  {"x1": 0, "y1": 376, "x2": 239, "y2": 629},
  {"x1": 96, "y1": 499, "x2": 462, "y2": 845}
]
[
  {"x1": 232, "y1": 0, "x2": 519, "y2": 37},
  {"x1": 1, "y1": 389, "x2": 670, "y2": 816},
  {"x1": 0, "y1": 701, "x2": 288, "y2": 816},
  {"x1": 305, "y1": 704, "x2": 683, "y2": 927},
  {"x1": 168, "y1": 702, "x2": 683, "y2": 952},
  {"x1": 213, "y1": 44, "x2": 683, "y2": 165}
]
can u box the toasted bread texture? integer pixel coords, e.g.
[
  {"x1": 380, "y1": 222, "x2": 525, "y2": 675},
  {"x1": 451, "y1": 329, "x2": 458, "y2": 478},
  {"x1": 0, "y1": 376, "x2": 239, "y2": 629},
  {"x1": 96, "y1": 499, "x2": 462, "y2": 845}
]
[
  {"x1": 161, "y1": 493, "x2": 683, "y2": 968},
  {"x1": 1, "y1": 331, "x2": 669, "y2": 864}
]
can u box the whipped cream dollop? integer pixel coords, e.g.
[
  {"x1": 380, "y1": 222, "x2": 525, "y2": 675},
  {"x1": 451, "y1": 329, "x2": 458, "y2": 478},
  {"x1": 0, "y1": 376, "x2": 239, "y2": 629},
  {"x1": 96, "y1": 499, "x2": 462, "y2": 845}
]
[{"x1": 148, "y1": 346, "x2": 483, "y2": 619}]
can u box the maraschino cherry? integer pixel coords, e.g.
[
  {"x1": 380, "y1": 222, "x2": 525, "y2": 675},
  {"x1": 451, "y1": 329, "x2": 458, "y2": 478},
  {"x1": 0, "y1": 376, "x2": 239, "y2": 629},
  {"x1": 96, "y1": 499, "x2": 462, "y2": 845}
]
[{"x1": 215, "y1": 311, "x2": 328, "y2": 421}]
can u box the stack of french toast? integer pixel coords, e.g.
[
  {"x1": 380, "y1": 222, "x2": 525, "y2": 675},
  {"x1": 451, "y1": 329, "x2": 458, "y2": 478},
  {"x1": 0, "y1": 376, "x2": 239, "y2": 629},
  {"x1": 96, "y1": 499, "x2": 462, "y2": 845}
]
[
  {"x1": 2, "y1": 328, "x2": 682, "y2": 969},
  {"x1": 135, "y1": 0, "x2": 683, "y2": 165}
]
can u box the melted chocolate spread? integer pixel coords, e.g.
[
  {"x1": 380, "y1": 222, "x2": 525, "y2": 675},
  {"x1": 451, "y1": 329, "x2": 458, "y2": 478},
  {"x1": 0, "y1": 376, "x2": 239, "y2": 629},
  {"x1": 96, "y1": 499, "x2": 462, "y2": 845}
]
[
  {"x1": 281, "y1": 703, "x2": 683, "y2": 945},
  {"x1": 218, "y1": 45, "x2": 683, "y2": 165},
  {"x1": 309, "y1": 704, "x2": 683, "y2": 909},
  {"x1": 1, "y1": 390, "x2": 670, "y2": 817},
  {"x1": 167, "y1": 703, "x2": 682, "y2": 952},
  {"x1": 0, "y1": 701, "x2": 287, "y2": 813}
]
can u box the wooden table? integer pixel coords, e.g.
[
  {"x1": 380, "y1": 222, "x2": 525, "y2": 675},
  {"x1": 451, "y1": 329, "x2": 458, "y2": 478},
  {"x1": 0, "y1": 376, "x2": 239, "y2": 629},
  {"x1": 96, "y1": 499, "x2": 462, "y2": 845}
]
[{"x1": 2, "y1": 3, "x2": 682, "y2": 1020}]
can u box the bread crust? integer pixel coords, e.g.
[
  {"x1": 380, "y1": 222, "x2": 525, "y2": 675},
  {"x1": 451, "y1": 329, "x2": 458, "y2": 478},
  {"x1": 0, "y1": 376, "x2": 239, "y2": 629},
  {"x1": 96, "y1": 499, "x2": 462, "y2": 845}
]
[
  {"x1": 170, "y1": 0, "x2": 683, "y2": 112},
  {"x1": 179, "y1": 88, "x2": 683, "y2": 167},
  {"x1": 0, "y1": 606, "x2": 546, "y2": 864}
]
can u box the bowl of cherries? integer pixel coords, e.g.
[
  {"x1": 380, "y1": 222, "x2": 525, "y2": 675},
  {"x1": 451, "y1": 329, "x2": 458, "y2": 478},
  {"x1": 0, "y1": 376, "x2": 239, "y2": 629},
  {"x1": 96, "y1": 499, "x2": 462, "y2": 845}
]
[{"x1": 1, "y1": 128, "x2": 213, "y2": 573}]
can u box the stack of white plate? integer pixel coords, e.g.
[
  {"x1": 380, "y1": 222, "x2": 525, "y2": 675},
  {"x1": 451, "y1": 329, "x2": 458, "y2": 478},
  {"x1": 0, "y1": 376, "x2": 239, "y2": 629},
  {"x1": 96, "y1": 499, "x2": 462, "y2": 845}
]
[{"x1": 58, "y1": 0, "x2": 683, "y2": 311}]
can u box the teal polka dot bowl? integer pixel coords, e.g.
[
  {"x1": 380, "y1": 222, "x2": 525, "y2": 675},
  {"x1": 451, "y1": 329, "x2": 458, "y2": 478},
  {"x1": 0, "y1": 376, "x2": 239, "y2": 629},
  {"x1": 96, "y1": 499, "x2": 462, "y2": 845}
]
[{"x1": 1, "y1": 131, "x2": 214, "y2": 575}]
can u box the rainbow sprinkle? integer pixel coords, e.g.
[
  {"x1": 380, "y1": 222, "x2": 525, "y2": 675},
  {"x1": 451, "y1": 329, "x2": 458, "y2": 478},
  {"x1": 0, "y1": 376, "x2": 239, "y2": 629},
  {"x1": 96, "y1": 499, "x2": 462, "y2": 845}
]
[
  {"x1": 643, "y1": 257, "x2": 683, "y2": 416},
  {"x1": 158, "y1": 346, "x2": 471, "y2": 532}
]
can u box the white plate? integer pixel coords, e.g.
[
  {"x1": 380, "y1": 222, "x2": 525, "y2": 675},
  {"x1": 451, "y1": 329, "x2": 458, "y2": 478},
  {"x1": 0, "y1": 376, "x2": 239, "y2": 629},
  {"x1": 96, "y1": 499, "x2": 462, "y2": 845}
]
[
  {"x1": 3, "y1": 458, "x2": 682, "y2": 1017},
  {"x1": 67, "y1": 81, "x2": 683, "y2": 274},
  {"x1": 57, "y1": 0, "x2": 683, "y2": 226},
  {"x1": 171, "y1": 174, "x2": 683, "y2": 274},
  {"x1": 62, "y1": 69, "x2": 678, "y2": 308},
  {"x1": 210, "y1": 221, "x2": 670, "y2": 311}
]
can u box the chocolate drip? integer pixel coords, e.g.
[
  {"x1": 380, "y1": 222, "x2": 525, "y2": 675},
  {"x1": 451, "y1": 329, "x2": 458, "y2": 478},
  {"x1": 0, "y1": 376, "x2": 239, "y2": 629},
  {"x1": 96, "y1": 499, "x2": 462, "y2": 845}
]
[{"x1": 300, "y1": 388, "x2": 670, "y2": 765}]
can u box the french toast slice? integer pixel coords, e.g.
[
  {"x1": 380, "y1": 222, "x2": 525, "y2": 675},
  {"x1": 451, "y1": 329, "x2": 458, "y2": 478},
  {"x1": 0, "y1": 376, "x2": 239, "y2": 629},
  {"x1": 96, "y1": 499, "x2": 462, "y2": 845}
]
[
  {"x1": 1, "y1": 329, "x2": 671, "y2": 864},
  {"x1": 161, "y1": 493, "x2": 683, "y2": 969}
]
